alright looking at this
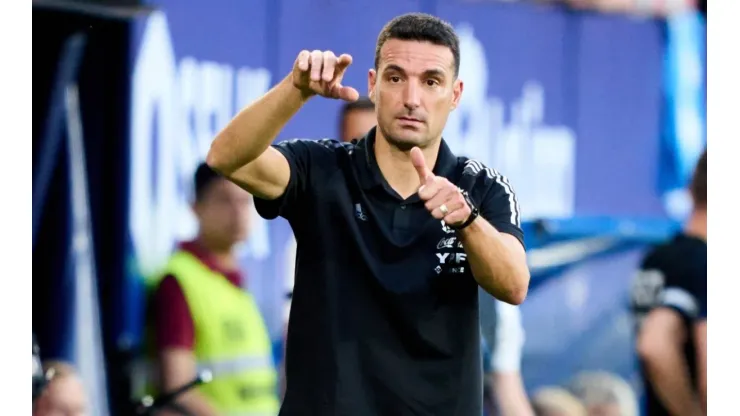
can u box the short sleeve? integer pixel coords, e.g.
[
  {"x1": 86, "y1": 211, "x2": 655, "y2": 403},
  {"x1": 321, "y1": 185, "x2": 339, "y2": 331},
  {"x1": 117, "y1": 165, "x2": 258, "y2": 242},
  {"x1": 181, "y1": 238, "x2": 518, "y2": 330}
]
[
  {"x1": 152, "y1": 275, "x2": 195, "y2": 351},
  {"x1": 478, "y1": 172, "x2": 524, "y2": 247},
  {"x1": 253, "y1": 139, "x2": 339, "y2": 221},
  {"x1": 659, "y1": 263, "x2": 707, "y2": 322},
  {"x1": 253, "y1": 139, "x2": 314, "y2": 221}
]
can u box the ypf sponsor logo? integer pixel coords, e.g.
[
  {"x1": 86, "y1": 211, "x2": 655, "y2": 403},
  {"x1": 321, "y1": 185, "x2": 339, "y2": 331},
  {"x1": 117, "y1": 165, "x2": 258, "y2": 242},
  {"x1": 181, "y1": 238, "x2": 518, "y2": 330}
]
[{"x1": 433, "y1": 235, "x2": 467, "y2": 275}]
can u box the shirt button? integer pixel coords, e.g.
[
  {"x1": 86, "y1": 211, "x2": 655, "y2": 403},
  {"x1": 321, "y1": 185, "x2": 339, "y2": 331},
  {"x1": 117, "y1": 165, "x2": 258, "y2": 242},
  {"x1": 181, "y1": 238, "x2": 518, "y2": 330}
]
[{"x1": 400, "y1": 205, "x2": 407, "y2": 210}]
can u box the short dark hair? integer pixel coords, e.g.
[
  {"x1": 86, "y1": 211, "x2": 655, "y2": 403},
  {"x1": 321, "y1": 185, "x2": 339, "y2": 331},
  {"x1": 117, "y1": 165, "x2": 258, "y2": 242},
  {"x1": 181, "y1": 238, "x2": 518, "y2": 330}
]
[
  {"x1": 194, "y1": 162, "x2": 223, "y2": 201},
  {"x1": 375, "y1": 13, "x2": 460, "y2": 77},
  {"x1": 690, "y1": 149, "x2": 707, "y2": 208}
]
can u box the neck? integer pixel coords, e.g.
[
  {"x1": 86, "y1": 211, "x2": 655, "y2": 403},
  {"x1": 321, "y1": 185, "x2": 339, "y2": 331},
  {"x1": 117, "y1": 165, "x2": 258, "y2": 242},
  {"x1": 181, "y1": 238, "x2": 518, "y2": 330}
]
[
  {"x1": 374, "y1": 130, "x2": 440, "y2": 199},
  {"x1": 683, "y1": 209, "x2": 707, "y2": 241},
  {"x1": 195, "y1": 235, "x2": 238, "y2": 270}
]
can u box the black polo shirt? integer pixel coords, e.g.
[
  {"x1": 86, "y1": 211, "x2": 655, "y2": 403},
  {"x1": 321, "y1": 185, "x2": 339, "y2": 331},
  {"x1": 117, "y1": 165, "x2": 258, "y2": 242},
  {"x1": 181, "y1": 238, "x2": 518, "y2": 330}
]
[
  {"x1": 630, "y1": 233, "x2": 707, "y2": 416},
  {"x1": 255, "y1": 127, "x2": 524, "y2": 416}
]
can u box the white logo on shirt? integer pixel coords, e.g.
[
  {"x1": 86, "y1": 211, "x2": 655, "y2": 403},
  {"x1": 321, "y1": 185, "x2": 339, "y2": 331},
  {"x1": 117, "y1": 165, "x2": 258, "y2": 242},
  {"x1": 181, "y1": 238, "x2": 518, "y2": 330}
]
[
  {"x1": 441, "y1": 220, "x2": 455, "y2": 234},
  {"x1": 354, "y1": 203, "x2": 368, "y2": 222}
]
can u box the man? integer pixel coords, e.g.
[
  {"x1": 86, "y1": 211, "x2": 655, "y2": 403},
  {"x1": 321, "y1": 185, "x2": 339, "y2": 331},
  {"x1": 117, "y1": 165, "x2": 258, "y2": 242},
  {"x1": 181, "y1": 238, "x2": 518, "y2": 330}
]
[
  {"x1": 286, "y1": 90, "x2": 533, "y2": 416},
  {"x1": 334, "y1": 75, "x2": 533, "y2": 416},
  {"x1": 33, "y1": 361, "x2": 88, "y2": 416},
  {"x1": 207, "y1": 13, "x2": 530, "y2": 415},
  {"x1": 339, "y1": 96, "x2": 376, "y2": 142},
  {"x1": 150, "y1": 163, "x2": 279, "y2": 415},
  {"x1": 630, "y1": 150, "x2": 707, "y2": 416},
  {"x1": 479, "y1": 291, "x2": 534, "y2": 416}
]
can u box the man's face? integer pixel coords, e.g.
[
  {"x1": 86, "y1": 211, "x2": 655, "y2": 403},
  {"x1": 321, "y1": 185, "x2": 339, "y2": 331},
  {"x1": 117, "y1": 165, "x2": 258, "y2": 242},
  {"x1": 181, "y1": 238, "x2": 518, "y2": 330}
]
[
  {"x1": 341, "y1": 109, "x2": 376, "y2": 143},
  {"x1": 369, "y1": 39, "x2": 463, "y2": 150},
  {"x1": 33, "y1": 376, "x2": 87, "y2": 416},
  {"x1": 193, "y1": 178, "x2": 252, "y2": 250}
]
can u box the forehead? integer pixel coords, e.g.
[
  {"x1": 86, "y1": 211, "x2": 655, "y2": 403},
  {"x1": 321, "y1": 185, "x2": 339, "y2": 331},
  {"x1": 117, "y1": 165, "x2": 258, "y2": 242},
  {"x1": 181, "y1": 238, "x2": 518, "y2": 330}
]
[{"x1": 379, "y1": 39, "x2": 454, "y2": 75}]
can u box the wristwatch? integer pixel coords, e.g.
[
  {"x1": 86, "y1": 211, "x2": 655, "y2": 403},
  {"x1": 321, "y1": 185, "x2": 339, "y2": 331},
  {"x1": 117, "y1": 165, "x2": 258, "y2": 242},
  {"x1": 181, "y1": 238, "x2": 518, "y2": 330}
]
[{"x1": 450, "y1": 190, "x2": 479, "y2": 230}]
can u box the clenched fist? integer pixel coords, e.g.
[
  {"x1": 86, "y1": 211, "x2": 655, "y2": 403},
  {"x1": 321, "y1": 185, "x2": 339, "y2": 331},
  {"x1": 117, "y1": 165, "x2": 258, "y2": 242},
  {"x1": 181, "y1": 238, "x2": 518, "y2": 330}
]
[{"x1": 292, "y1": 50, "x2": 360, "y2": 102}]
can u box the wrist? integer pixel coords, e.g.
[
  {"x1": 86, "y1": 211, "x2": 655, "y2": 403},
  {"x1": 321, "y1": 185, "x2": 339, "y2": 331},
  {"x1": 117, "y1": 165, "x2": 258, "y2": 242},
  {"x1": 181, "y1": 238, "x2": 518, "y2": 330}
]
[
  {"x1": 450, "y1": 190, "x2": 479, "y2": 230},
  {"x1": 455, "y1": 215, "x2": 480, "y2": 236},
  {"x1": 282, "y1": 74, "x2": 314, "y2": 103}
]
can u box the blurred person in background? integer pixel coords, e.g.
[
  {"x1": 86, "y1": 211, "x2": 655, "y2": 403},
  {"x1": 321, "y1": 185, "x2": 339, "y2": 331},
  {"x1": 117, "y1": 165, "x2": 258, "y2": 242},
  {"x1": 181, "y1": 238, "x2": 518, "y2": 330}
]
[
  {"x1": 630, "y1": 150, "x2": 707, "y2": 416},
  {"x1": 531, "y1": 386, "x2": 587, "y2": 416},
  {"x1": 567, "y1": 371, "x2": 639, "y2": 416},
  {"x1": 479, "y1": 290, "x2": 534, "y2": 416},
  {"x1": 33, "y1": 361, "x2": 88, "y2": 416},
  {"x1": 339, "y1": 96, "x2": 376, "y2": 142},
  {"x1": 148, "y1": 163, "x2": 279, "y2": 416},
  {"x1": 207, "y1": 12, "x2": 529, "y2": 416}
]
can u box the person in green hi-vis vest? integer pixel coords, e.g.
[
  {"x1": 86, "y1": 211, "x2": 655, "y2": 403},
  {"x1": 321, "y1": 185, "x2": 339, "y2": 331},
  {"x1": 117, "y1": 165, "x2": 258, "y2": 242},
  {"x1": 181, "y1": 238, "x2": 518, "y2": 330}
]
[{"x1": 148, "y1": 162, "x2": 279, "y2": 416}]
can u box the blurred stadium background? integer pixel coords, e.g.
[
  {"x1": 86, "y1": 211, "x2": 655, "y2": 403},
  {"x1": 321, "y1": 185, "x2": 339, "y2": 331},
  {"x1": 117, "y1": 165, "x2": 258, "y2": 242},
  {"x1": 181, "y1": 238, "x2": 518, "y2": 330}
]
[{"x1": 32, "y1": 0, "x2": 706, "y2": 414}]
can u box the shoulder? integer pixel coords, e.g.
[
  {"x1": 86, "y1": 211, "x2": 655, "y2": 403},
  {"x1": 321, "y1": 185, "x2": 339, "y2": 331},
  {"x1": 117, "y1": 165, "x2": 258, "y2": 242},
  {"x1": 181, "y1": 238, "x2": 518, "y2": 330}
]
[
  {"x1": 151, "y1": 274, "x2": 192, "y2": 329},
  {"x1": 153, "y1": 274, "x2": 186, "y2": 303},
  {"x1": 457, "y1": 156, "x2": 516, "y2": 194},
  {"x1": 641, "y1": 236, "x2": 703, "y2": 271},
  {"x1": 276, "y1": 137, "x2": 352, "y2": 155},
  {"x1": 274, "y1": 138, "x2": 353, "y2": 174},
  {"x1": 456, "y1": 157, "x2": 519, "y2": 219}
]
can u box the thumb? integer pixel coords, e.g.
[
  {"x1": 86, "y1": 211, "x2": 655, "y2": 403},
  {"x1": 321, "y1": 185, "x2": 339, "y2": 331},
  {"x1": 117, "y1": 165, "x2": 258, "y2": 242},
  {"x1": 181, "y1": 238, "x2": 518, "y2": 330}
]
[
  {"x1": 410, "y1": 147, "x2": 433, "y2": 184},
  {"x1": 329, "y1": 84, "x2": 360, "y2": 101},
  {"x1": 338, "y1": 85, "x2": 360, "y2": 102}
]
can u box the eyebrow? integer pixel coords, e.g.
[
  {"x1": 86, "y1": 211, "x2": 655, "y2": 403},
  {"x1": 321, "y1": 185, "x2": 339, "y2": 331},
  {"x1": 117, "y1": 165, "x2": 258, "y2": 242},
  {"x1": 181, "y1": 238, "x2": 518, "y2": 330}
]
[{"x1": 383, "y1": 64, "x2": 446, "y2": 79}]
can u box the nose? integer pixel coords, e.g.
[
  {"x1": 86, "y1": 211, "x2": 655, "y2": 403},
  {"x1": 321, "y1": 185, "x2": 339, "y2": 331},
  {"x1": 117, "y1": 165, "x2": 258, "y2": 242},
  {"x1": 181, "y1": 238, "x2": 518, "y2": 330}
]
[{"x1": 403, "y1": 81, "x2": 421, "y2": 111}]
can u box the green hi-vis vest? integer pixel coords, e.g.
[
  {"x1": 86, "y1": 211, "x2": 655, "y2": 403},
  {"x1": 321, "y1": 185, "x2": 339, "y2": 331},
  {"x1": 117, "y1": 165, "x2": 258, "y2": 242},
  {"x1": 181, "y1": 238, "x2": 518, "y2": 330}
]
[{"x1": 160, "y1": 250, "x2": 280, "y2": 416}]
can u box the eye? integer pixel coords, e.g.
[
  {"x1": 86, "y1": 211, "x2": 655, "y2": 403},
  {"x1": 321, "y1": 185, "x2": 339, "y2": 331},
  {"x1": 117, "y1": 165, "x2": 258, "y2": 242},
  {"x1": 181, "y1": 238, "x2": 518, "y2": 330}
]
[
  {"x1": 426, "y1": 79, "x2": 439, "y2": 87},
  {"x1": 390, "y1": 76, "x2": 401, "y2": 83}
]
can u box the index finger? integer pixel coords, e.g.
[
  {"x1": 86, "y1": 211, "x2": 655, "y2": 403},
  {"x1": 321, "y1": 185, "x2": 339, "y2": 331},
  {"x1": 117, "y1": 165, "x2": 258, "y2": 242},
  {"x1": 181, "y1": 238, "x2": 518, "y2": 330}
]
[{"x1": 335, "y1": 54, "x2": 353, "y2": 73}]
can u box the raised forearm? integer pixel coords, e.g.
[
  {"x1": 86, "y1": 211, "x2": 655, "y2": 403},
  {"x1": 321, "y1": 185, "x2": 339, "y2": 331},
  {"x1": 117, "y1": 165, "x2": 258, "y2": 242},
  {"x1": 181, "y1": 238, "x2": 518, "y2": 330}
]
[
  {"x1": 208, "y1": 75, "x2": 307, "y2": 174},
  {"x1": 458, "y1": 218, "x2": 529, "y2": 305}
]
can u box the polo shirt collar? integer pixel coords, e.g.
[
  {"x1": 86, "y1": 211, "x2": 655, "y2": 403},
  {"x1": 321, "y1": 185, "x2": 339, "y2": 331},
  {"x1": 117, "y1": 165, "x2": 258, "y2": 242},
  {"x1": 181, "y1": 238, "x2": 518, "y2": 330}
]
[{"x1": 354, "y1": 126, "x2": 458, "y2": 190}]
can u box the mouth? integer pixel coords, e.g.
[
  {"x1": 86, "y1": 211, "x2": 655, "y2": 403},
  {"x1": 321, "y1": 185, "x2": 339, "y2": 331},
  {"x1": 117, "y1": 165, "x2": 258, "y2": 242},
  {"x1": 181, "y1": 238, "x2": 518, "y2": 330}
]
[{"x1": 397, "y1": 116, "x2": 423, "y2": 124}]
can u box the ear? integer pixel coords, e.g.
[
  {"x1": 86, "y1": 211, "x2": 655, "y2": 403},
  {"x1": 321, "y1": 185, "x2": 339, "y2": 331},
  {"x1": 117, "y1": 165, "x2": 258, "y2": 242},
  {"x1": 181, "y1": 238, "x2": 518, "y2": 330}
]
[
  {"x1": 368, "y1": 69, "x2": 377, "y2": 103},
  {"x1": 451, "y1": 79, "x2": 464, "y2": 111}
]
